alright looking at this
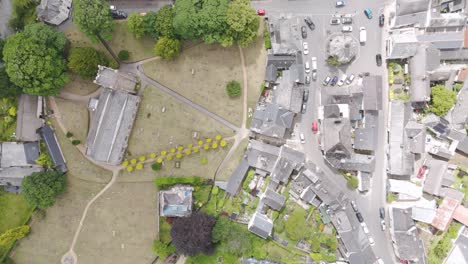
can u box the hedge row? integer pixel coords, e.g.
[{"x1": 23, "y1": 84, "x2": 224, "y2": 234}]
[{"x1": 154, "y1": 176, "x2": 207, "y2": 189}]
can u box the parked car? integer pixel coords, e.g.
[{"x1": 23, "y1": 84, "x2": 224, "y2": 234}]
[
  {"x1": 337, "y1": 74, "x2": 347, "y2": 86},
  {"x1": 369, "y1": 236, "x2": 375, "y2": 246},
  {"x1": 110, "y1": 6, "x2": 128, "y2": 19},
  {"x1": 359, "y1": 27, "x2": 367, "y2": 44},
  {"x1": 304, "y1": 17, "x2": 315, "y2": 30},
  {"x1": 381, "y1": 220, "x2": 386, "y2": 231},
  {"x1": 362, "y1": 222, "x2": 369, "y2": 234},
  {"x1": 330, "y1": 76, "x2": 339, "y2": 86},
  {"x1": 336, "y1": 1, "x2": 345, "y2": 7},
  {"x1": 303, "y1": 90, "x2": 309, "y2": 102},
  {"x1": 342, "y1": 17, "x2": 353, "y2": 24},
  {"x1": 379, "y1": 14, "x2": 385, "y2": 26},
  {"x1": 257, "y1": 9, "x2": 266, "y2": 16},
  {"x1": 376, "y1": 259, "x2": 384, "y2": 264},
  {"x1": 323, "y1": 76, "x2": 331, "y2": 86},
  {"x1": 312, "y1": 121, "x2": 318, "y2": 134},
  {"x1": 351, "y1": 200, "x2": 358, "y2": 212},
  {"x1": 312, "y1": 72, "x2": 317, "y2": 81},
  {"x1": 356, "y1": 212, "x2": 364, "y2": 223},
  {"x1": 417, "y1": 166, "x2": 427, "y2": 179},
  {"x1": 305, "y1": 75, "x2": 311, "y2": 84},
  {"x1": 346, "y1": 74, "x2": 355, "y2": 84},
  {"x1": 301, "y1": 26, "x2": 307, "y2": 39},
  {"x1": 311, "y1": 57, "x2": 317, "y2": 71},
  {"x1": 364, "y1": 8, "x2": 373, "y2": 19},
  {"x1": 376, "y1": 54, "x2": 382, "y2": 66},
  {"x1": 342, "y1": 25, "x2": 353, "y2": 32},
  {"x1": 303, "y1": 42, "x2": 309, "y2": 55},
  {"x1": 302, "y1": 103, "x2": 307, "y2": 114},
  {"x1": 330, "y1": 18, "x2": 341, "y2": 25},
  {"x1": 379, "y1": 207, "x2": 385, "y2": 219},
  {"x1": 300, "y1": 133, "x2": 305, "y2": 144},
  {"x1": 305, "y1": 61, "x2": 310, "y2": 73}
]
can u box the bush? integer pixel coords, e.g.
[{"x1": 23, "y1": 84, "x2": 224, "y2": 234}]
[
  {"x1": 154, "y1": 37, "x2": 181, "y2": 61},
  {"x1": 201, "y1": 157, "x2": 208, "y2": 165},
  {"x1": 326, "y1": 55, "x2": 340, "y2": 67},
  {"x1": 347, "y1": 176, "x2": 358, "y2": 189},
  {"x1": 71, "y1": 140, "x2": 81, "y2": 145},
  {"x1": 242, "y1": 169, "x2": 255, "y2": 190},
  {"x1": 264, "y1": 27, "x2": 271, "y2": 50},
  {"x1": 35, "y1": 152, "x2": 53, "y2": 168},
  {"x1": 66, "y1": 132, "x2": 73, "y2": 138},
  {"x1": 430, "y1": 85, "x2": 457, "y2": 117},
  {"x1": 22, "y1": 171, "x2": 66, "y2": 208},
  {"x1": 152, "y1": 240, "x2": 175, "y2": 258},
  {"x1": 151, "y1": 163, "x2": 162, "y2": 171},
  {"x1": 154, "y1": 176, "x2": 206, "y2": 189},
  {"x1": 118, "y1": 50, "x2": 130, "y2": 61},
  {"x1": 68, "y1": 47, "x2": 110, "y2": 79},
  {"x1": 226, "y1": 80, "x2": 241, "y2": 98}
]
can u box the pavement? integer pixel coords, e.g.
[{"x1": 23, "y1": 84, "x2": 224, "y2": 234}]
[
  {"x1": 252, "y1": 0, "x2": 396, "y2": 263},
  {"x1": 0, "y1": 0, "x2": 13, "y2": 39}
]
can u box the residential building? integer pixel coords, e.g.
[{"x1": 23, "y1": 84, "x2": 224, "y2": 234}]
[
  {"x1": 248, "y1": 212, "x2": 273, "y2": 239},
  {"x1": 261, "y1": 189, "x2": 286, "y2": 211},
  {"x1": 423, "y1": 159, "x2": 456, "y2": 196},
  {"x1": 15, "y1": 94, "x2": 43, "y2": 142},
  {"x1": 432, "y1": 196, "x2": 459, "y2": 231},
  {"x1": 38, "y1": 125, "x2": 67, "y2": 172},
  {"x1": 159, "y1": 185, "x2": 194, "y2": 217},
  {"x1": 250, "y1": 102, "x2": 295, "y2": 140},
  {"x1": 444, "y1": 226, "x2": 468, "y2": 264},
  {"x1": 37, "y1": 0, "x2": 72, "y2": 25}
]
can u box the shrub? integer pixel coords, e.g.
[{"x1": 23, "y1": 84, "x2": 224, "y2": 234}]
[
  {"x1": 139, "y1": 156, "x2": 146, "y2": 162},
  {"x1": 150, "y1": 152, "x2": 157, "y2": 158},
  {"x1": 22, "y1": 171, "x2": 66, "y2": 208},
  {"x1": 118, "y1": 50, "x2": 130, "y2": 61},
  {"x1": 226, "y1": 80, "x2": 241, "y2": 98},
  {"x1": 35, "y1": 152, "x2": 53, "y2": 168},
  {"x1": 212, "y1": 186, "x2": 219, "y2": 195},
  {"x1": 154, "y1": 37, "x2": 181, "y2": 61},
  {"x1": 130, "y1": 158, "x2": 137, "y2": 164},
  {"x1": 201, "y1": 157, "x2": 208, "y2": 165},
  {"x1": 326, "y1": 55, "x2": 340, "y2": 66},
  {"x1": 347, "y1": 176, "x2": 358, "y2": 189},
  {"x1": 127, "y1": 166, "x2": 134, "y2": 172},
  {"x1": 151, "y1": 163, "x2": 162, "y2": 171},
  {"x1": 154, "y1": 176, "x2": 205, "y2": 189},
  {"x1": 68, "y1": 47, "x2": 110, "y2": 78},
  {"x1": 264, "y1": 26, "x2": 271, "y2": 50},
  {"x1": 220, "y1": 140, "x2": 227, "y2": 147},
  {"x1": 430, "y1": 85, "x2": 457, "y2": 117},
  {"x1": 176, "y1": 153, "x2": 183, "y2": 159},
  {"x1": 66, "y1": 132, "x2": 73, "y2": 138},
  {"x1": 136, "y1": 163, "x2": 143, "y2": 170},
  {"x1": 71, "y1": 140, "x2": 81, "y2": 145},
  {"x1": 166, "y1": 155, "x2": 173, "y2": 161},
  {"x1": 122, "y1": 160, "x2": 129, "y2": 167},
  {"x1": 152, "y1": 240, "x2": 175, "y2": 258},
  {"x1": 242, "y1": 170, "x2": 255, "y2": 190}
]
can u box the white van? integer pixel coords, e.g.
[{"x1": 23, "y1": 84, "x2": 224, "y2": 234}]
[
  {"x1": 311, "y1": 57, "x2": 317, "y2": 71},
  {"x1": 359, "y1": 27, "x2": 367, "y2": 44}
]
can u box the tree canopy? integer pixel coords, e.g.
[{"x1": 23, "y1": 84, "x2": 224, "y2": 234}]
[
  {"x1": 226, "y1": 80, "x2": 241, "y2": 98},
  {"x1": 2, "y1": 23, "x2": 69, "y2": 96},
  {"x1": 155, "y1": 6, "x2": 175, "y2": 38},
  {"x1": 0, "y1": 67, "x2": 23, "y2": 98},
  {"x1": 430, "y1": 85, "x2": 457, "y2": 117},
  {"x1": 212, "y1": 216, "x2": 252, "y2": 256},
  {"x1": 127, "y1": 13, "x2": 146, "y2": 39},
  {"x1": 68, "y1": 47, "x2": 110, "y2": 78},
  {"x1": 0, "y1": 226, "x2": 30, "y2": 246},
  {"x1": 170, "y1": 212, "x2": 216, "y2": 256},
  {"x1": 0, "y1": 38, "x2": 5, "y2": 62},
  {"x1": 154, "y1": 37, "x2": 181, "y2": 60},
  {"x1": 285, "y1": 210, "x2": 309, "y2": 241},
  {"x1": 22, "y1": 170, "x2": 67, "y2": 209},
  {"x1": 226, "y1": 0, "x2": 259, "y2": 47},
  {"x1": 74, "y1": 0, "x2": 114, "y2": 40}
]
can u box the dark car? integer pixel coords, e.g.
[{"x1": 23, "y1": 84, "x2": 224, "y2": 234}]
[
  {"x1": 301, "y1": 26, "x2": 307, "y2": 39},
  {"x1": 379, "y1": 14, "x2": 385, "y2": 27},
  {"x1": 342, "y1": 17, "x2": 353, "y2": 24},
  {"x1": 330, "y1": 76, "x2": 339, "y2": 86},
  {"x1": 379, "y1": 207, "x2": 385, "y2": 219},
  {"x1": 304, "y1": 17, "x2": 315, "y2": 30},
  {"x1": 111, "y1": 10, "x2": 128, "y2": 19},
  {"x1": 376, "y1": 54, "x2": 382, "y2": 66},
  {"x1": 356, "y1": 212, "x2": 364, "y2": 223},
  {"x1": 303, "y1": 89, "x2": 309, "y2": 101}
]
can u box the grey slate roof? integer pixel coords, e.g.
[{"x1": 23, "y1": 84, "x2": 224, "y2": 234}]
[
  {"x1": 86, "y1": 87, "x2": 141, "y2": 165},
  {"x1": 439, "y1": 49, "x2": 468, "y2": 61},
  {"x1": 265, "y1": 64, "x2": 278, "y2": 83},
  {"x1": 424, "y1": 159, "x2": 454, "y2": 196},
  {"x1": 445, "y1": 229, "x2": 468, "y2": 264},
  {"x1": 391, "y1": 207, "x2": 426, "y2": 263},
  {"x1": 417, "y1": 31, "x2": 464, "y2": 50},
  {"x1": 273, "y1": 70, "x2": 304, "y2": 113},
  {"x1": 405, "y1": 120, "x2": 426, "y2": 154},
  {"x1": 322, "y1": 117, "x2": 353, "y2": 159},
  {"x1": 248, "y1": 212, "x2": 273, "y2": 239},
  {"x1": 246, "y1": 140, "x2": 280, "y2": 173},
  {"x1": 94, "y1": 66, "x2": 138, "y2": 93},
  {"x1": 270, "y1": 145, "x2": 304, "y2": 184},
  {"x1": 226, "y1": 159, "x2": 249, "y2": 196},
  {"x1": 396, "y1": 0, "x2": 430, "y2": 16},
  {"x1": 445, "y1": 81, "x2": 468, "y2": 130},
  {"x1": 409, "y1": 45, "x2": 437, "y2": 102},
  {"x1": 15, "y1": 94, "x2": 43, "y2": 142},
  {"x1": 388, "y1": 33, "x2": 420, "y2": 59},
  {"x1": 268, "y1": 17, "x2": 301, "y2": 55},
  {"x1": 159, "y1": 185, "x2": 193, "y2": 217},
  {"x1": 37, "y1": 0, "x2": 72, "y2": 25},
  {"x1": 0, "y1": 167, "x2": 43, "y2": 190},
  {"x1": 38, "y1": 125, "x2": 67, "y2": 172},
  {"x1": 362, "y1": 76, "x2": 383, "y2": 111},
  {"x1": 0, "y1": 142, "x2": 40, "y2": 168},
  {"x1": 250, "y1": 103, "x2": 295, "y2": 139},
  {"x1": 266, "y1": 54, "x2": 297, "y2": 70},
  {"x1": 354, "y1": 128, "x2": 376, "y2": 151},
  {"x1": 457, "y1": 137, "x2": 468, "y2": 155},
  {"x1": 428, "y1": 13, "x2": 467, "y2": 29},
  {"x1": 261, "y1": 189, "x2": 286, "y2": 211}
]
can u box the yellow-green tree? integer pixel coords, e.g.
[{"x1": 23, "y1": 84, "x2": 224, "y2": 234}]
[
  {"x1": 185, "y1": 149, "x2": 192, "y2": 155},
  {"x1": 170, "y1": 148, "x2": 176, "y2": 153},
  {"x1": 178, "y1": 146, "x2": 184, "y2": 152},
  {"x1": 139, "y1": 156, "x2": 146, "y2": 162},
  {"x1": 176, "y1": 153, "x2": 183, "y2": 159},
  {"x1": 150, "y1": 152, "x2": 157, "y2": 158},
  {"x1": 206, "y1": 138, "x2": 212, "y2": 143},
  {"x1": 215, "y1": 135, "x2": 222, "y2": 141},
  {"x1": 161, "y1": 150, "x2": 167, "y2": 156},
  {"x1": 122, "y1": 160, "x2": 129, "y2": 167},
  {"x1": 167, "y1": 155, "x2": 173, "y2": 161},
  {"x1": 130, "y1": 158, "x2": 137, "y2": 164},
  {"x1": 220, "y1": 140, "x2": 227, "y2": 147},
  {"x1": 136, "y1": 163, "x2": 144, "y2": 170},
  {"x1": 127, "y1": 166, "x2": 134, "y2": 172},
  {"x1": 212, "y1": 142, "x2": 218, "y2": 149},
  {"x1": 193, "y1": 147, "x2": 200, "y2": 153},
  {"x1": 157, "y1": 157, "x2": 164, "y2": 163},
  {"x1": 204, "y1": 144, "x2": 210, "y2": 150},
  {"x1": 198, "y1": 140, "x2": 204, "y2": 146},
  {"x1": 187, "y1": 143, "x2": 193, "y2": 148}
]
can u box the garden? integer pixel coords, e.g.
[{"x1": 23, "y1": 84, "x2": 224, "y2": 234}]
[
  {"x1": 0, "y1": 97, "x2": 18, "y2": 142},
  {"x1": 388, "y1": 62, "x2": 410, "y2": 101}
]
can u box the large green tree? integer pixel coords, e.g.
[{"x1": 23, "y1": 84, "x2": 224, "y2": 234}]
[
  {"x1": 2, "y1": 23, "x2": 68, "y2": 96},
  {"x1": 0, "y1": 67, "x2": 23, "y2": 98},
  {"x1": 127, "y1": 13, "x2": 146, "y2": 39},
  {"x1": 226, "y1": 0, "x2": 259, "y2": 47},
  {"x1": 212, "y1": 216, "x2": 252, "y2": 256},
  {"x1": 430, "y1": 85, "x2": 457, "y2": 117},
  {"x1": 22, "y1": 171, "x2": 67, "y2": 209},
  {"x1": 285, "y1": 210, "x2": 309, "y2": 241},
  {"x1": 74, "y1": 0, "x2": 114, "y2": 41},
  {"x1": 0, "y1": 38, "x2": 5, "y2": 62},
  {"x1": 155, "y1": 6, "x2": 175, "y2": 38},
  {"x1": 68, "y1": 47, "x2": 110, "y2": 78},
  {"x1": 154, "y1": 37, "x2": 181, "y2": 60},
  {"x1": 143, "y1": 11, "x2": 158, "y2": 38},
  {"x1": 173, "y1": 0, "x2": 198, "y2": 39},
  {"x1": 197, "y1": 0, "x2": 231, "y2": 45}
]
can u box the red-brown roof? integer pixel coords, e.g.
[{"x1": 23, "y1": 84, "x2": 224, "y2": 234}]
[
  {"x1": 457, "y1": 68, "x2": 468, "y2": 82},
  {"x1": 464, "y1": 26, "x2": 468, "y2": 48},
  {"x1": 453, "y1": 205, "x2": 468, "y2": 226},
  {"x1": 432, "y1": 197, "x2": 459, "y2": 231}
]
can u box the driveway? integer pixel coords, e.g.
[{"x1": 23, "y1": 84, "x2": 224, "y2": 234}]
[
  {"x1": 252, "y1": 0, "x2": 395, "y2": 263},
  {"x1": 0, "y1": 0, "x2": 13, "y2": 39}
]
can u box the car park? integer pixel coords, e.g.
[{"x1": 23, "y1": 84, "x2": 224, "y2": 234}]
[
  {"x1": 336, "y1": 1, "x2": 345, "y2": 7},
  {"x1": 303, "y1": 90, "x2": 309, "y2": 102},
  {"x1": 257, "y1": 9, "x2": 265, "y2": 16},
  {"x1": 302, "y1": 103, "x2": 307, "y2": 114},
  {"x1": 379, "y1": 14, "x2": 385, "y2": 26},
  {"x1": 364, "y1": 8, "x2": 373, "y2": 19},
  {"x1": 304, "y1": 17, "x2": 315, "y2": 30},
  {"x1": 356, "y1": 212, "x2": 364, "y2": 223},
  {"x1": 342, "y1": 26, "x2": 353, "y2": 32},
  {"x1": 369, "y1": 237, "x2": 375, "y2": 246},
  {"x1": 312, "y1": 121, "x2": 318, "y2": 134},
  {"x1": 381, "y1": 220, "x2": 386, "y2": 231},
  {"x1": 351, "y1": 200, "x2": 358, "y2": 212},
  {"x1": 305, "y1": 75, "x2": 311, "y2": 84},
  {"x1": 305, "y1": 61, "x2": 310, "y2": 73},
  {"x1": 330, "y1": 18, "x2": 341, "y2": 25},
  {"x1": 323, "y1": 76, "x2": 331, "y2": 86},
  {"x1": 301, "y1": 26, "x2": 307, "y2": 39},
  {"x1": 379, "y1": 207, "x2": 385, "y2": 219},
  {"x1": 376, "y1": 54, "x2": 382, "y2": 66},
  {"x1": 342, "y1": 17, "x2": 352, "y2": 24},
  {"x1": 312, "y1": 72, "x2": 317, "y2": 81},
  {"x1": 330, "y1": 76, "x2": 338, "y2": 86},
  {"x1": 300, "y1": 133, "x2": 305, "y2": 144},
  {"x1": 346, "y1": 74, "x2": 355, "y2": 84},
  {"x1": 303, "y1": 42, "x2": 309, "y2": 55}
]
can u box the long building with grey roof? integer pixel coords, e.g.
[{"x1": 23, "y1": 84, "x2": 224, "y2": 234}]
[{"x1": 37, "y1": 0, "x2": 72, "y2": 25}]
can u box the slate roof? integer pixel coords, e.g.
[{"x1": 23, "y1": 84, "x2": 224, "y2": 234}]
[
  {"x1": 428, "y1": 13, "x2": 468, "y2": 29},
  {"x1": 94, "y1": 66, "x2": 138, "y2": 93},
  {"x1": 409, "y1": 44, "x2": 439, "y2": 102},
  {"x1": 322, "y1": 117, "x2": 353, "y2": 159},
  {"x1": 417, "y1": 31, "x2": 464, "y2": 50},
  {"x1": 261, "y1": 189, "x2": 286, "y2": 211},
  {"x1": 0, "y1": 142, "x2": 40, "y2": 168},
  {"x1": 37, "y1": 0, "x2": 72, "y2": 25},
  {"x1": 268, "y1": 17, "x2": 301, "y2": 55},
  {"x1": 362, "y1": 76, "x2": 383, "y2": 111},
  {"x1": 270, "y1": 145, "x2": 304, "y2": 184},
  {"x1": 273, "y1": 70, "x2": 304, "y2": 113},
  {"x1": 445, "y1": 81, "x2": 468, "y2": 130},
  {"x1": 396, "y1": 0, "x2": 430, "y2": 16},
  {"x1": 245, "y1": 140, "x2": 280, "y2": 173},
  {"x1": 250, "y1": 103, "x2": 295, "y2": 139},
  {"x1": 266, "y1": 54, "x2": 297, "y2": 69},
  {"x1": 86, "y1": 87, "x2": 141, "y2": 165},
  {"x1": 15, "y1": 94, "x2": 43, "y2": 142},
  {"x1": 0, "y1": 167, "x2": 43, "y2": 190},
  {"x1": 391, "y1": 207, "x2": 426, "y2": 262},
  {"x1": 445, "y1": 228, "x2": 468, "y2": 264},
  {"x1": 159, "y1": 185, "x2": 193, "y2": 217},
  {"x1": 248, "y1": 212, "x2": 273, "y2": 239},
  {"x1": 265, "y1": 64, "x2": 278, "y2": 83},
  {"x1": 226, "y1": 159, "x2": 249, "y2": 196},
  {"x1": 405, "y1": 120, "x2": 426, "y2": 154},
  {"x1": 38, "y1": 125, "x2": 67, "y2": 172},
  {"x1": 412, "y1": 206, "x2": 436, "y2": 224},
  {"x1": 439, "y1": 49, "x2": 468, "y2": 61},
  {"x1": 353, "y1": 128, "x2": 375, "y2": 151},
  {"x1": 388, "y1": 33, "x2": 420, "y2": 59}
]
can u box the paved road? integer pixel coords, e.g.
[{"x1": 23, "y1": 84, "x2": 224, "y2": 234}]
[
  {"x1": 0, "y1": 0, "x2": 13, "y2": 39},
  {"x1": 252, "y1": 0, "x2": 395, "y2": 263},
  {"x1": 108, "y1": 0, "x2": 173, "y2": 13}
]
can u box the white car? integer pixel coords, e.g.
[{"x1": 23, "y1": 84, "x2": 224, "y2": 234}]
[
  {"x1": 336, "y1": 1, "x2": 345, "y2": 7},
  {"x1": 303, "y1": 42, "x2": 309, "y2": 55},
  {"x1": 346, "y1": 74, "x2": 355, "y2": 84},
  {"x1": 361, "y1": 222, "x2": 369, "y2": 234},
  {"x1": 305, "y1": 61, "x2": 310, "y2": 73},
  {"x1": 300, "y1": 133, "x2": 305, "y2": 144},
  {"x1": 359, "y1": 27, "x2": 367, "y2": 43},
  {"x1": 337, "y1": 74, "x2": 347, "y2": 86},
  {"x1": 311, "y1": 57, "x2": 317, "y2": 71},
  {"x1": 369, "y1": 236, "x2": 375, "y2": 246},
  {"x1": 342, "y1": 25, "x2": 353, "y2": 32}
]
